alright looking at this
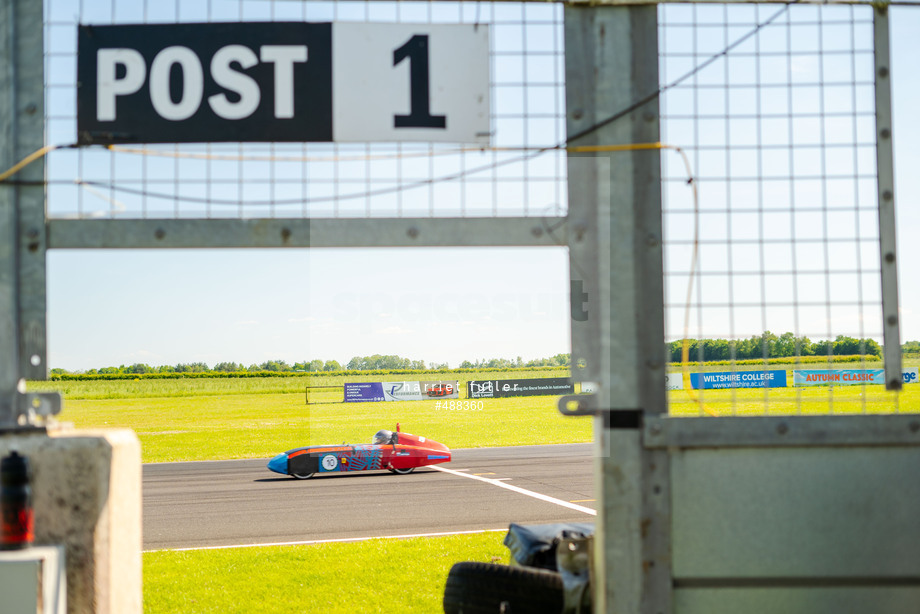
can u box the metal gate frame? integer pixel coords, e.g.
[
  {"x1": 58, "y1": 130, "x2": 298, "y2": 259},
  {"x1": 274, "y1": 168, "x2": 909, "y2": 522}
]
[{"x1": 560, "y1": 3, "x2": 913, "y2": 612}]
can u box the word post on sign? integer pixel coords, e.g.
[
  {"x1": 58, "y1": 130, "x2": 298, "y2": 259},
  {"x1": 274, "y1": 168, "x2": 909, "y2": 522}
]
[{"x1": 78, "y1": 22, "x2": 490, "y2": 145}]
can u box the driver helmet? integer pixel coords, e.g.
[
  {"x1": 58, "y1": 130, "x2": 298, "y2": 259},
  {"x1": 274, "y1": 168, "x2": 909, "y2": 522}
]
[{"x1": 372, "y1": 429, "x2": 394, "y2": 445}]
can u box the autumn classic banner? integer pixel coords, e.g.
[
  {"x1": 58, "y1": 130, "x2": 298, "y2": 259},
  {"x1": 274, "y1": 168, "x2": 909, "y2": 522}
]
[
  {"x1": 793, "y1": 369, "x2": 918, "y2": 386},
  {"x1": 793, "y1": 369, "x2": 885, "y2": 386}
]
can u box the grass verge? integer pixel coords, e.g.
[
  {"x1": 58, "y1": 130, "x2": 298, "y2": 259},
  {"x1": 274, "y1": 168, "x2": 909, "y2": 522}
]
[
  {"x1": 32, "y1": 372, "x2": 919, "y2": 463},
  {"x1": 144, "y1": 532, "x2": 509, "y2": 614},
  {"x1": 30, "y1": 369, "x2": 589, "y2": 463},
  {"x1": 669, "y1": 384, "x2": 915, "y2": 416},
  {"x1": 58, "y1": 393, "x2": 593, "y2": 463}
]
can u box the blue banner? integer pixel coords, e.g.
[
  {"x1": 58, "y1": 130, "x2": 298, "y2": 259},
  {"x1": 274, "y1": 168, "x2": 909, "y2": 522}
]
[
  {"x1": 344, "y1": 382, "x2": 385, "y2": 402},
  {"x1": 793, "y1": 369, "x2": 884, "y2": 386},
  {"x1": 690, "y1": 370, "x2": 787, "y2": 389}
]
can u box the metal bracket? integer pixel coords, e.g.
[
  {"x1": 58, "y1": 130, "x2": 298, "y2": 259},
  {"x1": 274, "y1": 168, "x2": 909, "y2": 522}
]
[
  {"x1": 558, "y1": 395, "x2": 645, "y2": 430},
  {"x1": 558, "y1": 393, "x2": 599, "y2": 416},
  {"x1": 8, "y1": 391, "x2": 62, "y2": 427}
]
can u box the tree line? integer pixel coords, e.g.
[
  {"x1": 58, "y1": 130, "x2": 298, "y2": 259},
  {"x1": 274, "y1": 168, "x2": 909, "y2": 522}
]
[
  {"x1": 63, "y1": 359, "x2": 343, "y2": 376},
  {"x1": 670, "y1": 332, "x2": 883, "y2": 362},
  {"x1": 51, "y1": 353, "x2": 566, "y2": 376},
  {"x1": 52, "y1": 355, "x2": 443, "y2": 376},
  {"x1": 50, "y1": 334, "x2": 901, "y2": 375},
  {"x1": 458, "y1": 354, "x2": 570, "y2": 369}
]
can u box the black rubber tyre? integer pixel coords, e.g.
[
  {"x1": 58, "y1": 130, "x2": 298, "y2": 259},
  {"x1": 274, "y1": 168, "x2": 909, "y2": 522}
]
[
  {"x1": 443, "y1": 561, "x2": 564, "y2": 614},
  {"x1": 389, "y1": 466, "x2": 415, "y2": 475},
  {"x1": 290, "y1": 472, "x2": 314, "y2": 480}
]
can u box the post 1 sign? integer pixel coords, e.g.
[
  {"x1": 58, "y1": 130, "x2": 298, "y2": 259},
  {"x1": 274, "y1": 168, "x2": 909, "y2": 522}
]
[
  {"x1": 78, "y1": 23, "x2": 332, "y2": 143},
  {"x1": 77, "y1": 22, "x2": 490, "y2": 145}
]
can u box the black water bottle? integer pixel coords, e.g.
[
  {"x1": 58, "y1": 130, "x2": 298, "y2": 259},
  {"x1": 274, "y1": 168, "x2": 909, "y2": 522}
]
[{"x1": 1, "y1": 451, "x2": 34, "y2": 550}]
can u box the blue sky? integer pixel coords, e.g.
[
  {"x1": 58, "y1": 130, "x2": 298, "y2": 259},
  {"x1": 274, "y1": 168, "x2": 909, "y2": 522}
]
[
  {"x1": 43, "y1": 3, "x2": 920, "y2": 371},
  {"x1": 47, "y1": 246, "x2": 570, "y2": 370}
]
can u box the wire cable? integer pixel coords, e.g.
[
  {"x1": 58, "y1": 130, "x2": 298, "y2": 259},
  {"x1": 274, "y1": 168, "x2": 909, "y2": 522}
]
[{"x1": 0, "y1": 145, "x2": 60, "y2": 183}]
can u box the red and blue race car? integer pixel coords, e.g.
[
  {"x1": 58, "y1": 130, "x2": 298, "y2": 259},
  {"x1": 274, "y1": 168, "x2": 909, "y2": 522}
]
[{"x1": 267, "y1": 424, "x2": 451, "y2": 479}]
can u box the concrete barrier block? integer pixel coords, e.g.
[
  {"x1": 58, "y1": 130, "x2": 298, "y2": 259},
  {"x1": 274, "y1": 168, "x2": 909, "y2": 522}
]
[{"x1": 0, "y1": 428, "x2": 141, "y2": 614}]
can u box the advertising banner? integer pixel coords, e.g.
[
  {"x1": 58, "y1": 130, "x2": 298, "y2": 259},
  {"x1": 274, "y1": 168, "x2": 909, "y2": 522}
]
[
  {"x1": 344, "y1": 382, "x2": 385, "y2": 402},
  {"x1": 382, "y1": 381, "x2": 459, "y2": 401},
  {"x1": 467, "y1": 377, "x2": 574, "y2": 399},
  {"x1": 690, "y1": 370, "x2": 787, "y2": 389},
  {"x1": 586, "y1": 374, "x2": 684, "y2": 391},
  {"x1": 665, "y1": 373, "x2": 684, "y2": 390},
  {"x1": 903, "y1": 368, "x2": 919, "y2": 384},
  {"x1": 793, "y1": 369, "x2": 884, "y2": 386},
  {"x1": 344, "y1": 381, "x2": 459, "y2": 402}
]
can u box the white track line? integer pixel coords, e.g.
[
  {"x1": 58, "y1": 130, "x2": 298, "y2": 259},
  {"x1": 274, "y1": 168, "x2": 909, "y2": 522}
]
[
  {"x1": 431, "y1": 465, "x2": 596, "y2": 516},
  {"x1": 145, "y1": 528, "x2": 508, "y2": 553}
]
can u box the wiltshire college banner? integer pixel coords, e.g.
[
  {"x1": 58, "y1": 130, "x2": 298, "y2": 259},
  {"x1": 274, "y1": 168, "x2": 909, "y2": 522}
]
[
  {"x1": 690, "y1": 370, "x2": 787, "y2": 390},
  {"x1": 344, "y1": 381, "x2": 459, "y2": 402},
  {"x1": 467, "y1": 377, "x2": 574, "y2": 399}
]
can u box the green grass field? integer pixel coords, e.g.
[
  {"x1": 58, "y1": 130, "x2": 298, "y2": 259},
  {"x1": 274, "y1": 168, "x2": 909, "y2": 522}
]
[
  {"x1": 31, "y1": 369, "x2": 587, "y2": 463},
  {"x1": 29, "y1": 368, "x2": 920, "y2": 614},
  {"x1": 51, "y1": 391, "x2": 593, "y2": 463},
  {"x1": 144, "y1": 532, "x2": 509, "y2": 614},
  {"x1": 669, "y1": 384, "x2": 914, "y2": 416},
  {"x1": 33, "y1": 368, "x2": 918, "y2": 463}
]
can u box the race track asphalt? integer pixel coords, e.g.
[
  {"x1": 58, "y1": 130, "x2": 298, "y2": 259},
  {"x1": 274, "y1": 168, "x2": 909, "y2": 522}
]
[{"x1": 143, "y1": 443, "x2": 595, "y2": 550}]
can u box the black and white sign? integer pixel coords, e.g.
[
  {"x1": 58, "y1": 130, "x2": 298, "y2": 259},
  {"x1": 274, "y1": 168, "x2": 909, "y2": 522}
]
[
  {"x1": 77, "y1": 22, "x2": 490, "y2": 145},
  {"x1": 467, "y1": 377, "x2": 575, "y2": 399},
  {"x1": 332, "y1": 23, "x2": 489, "y2": 143}
]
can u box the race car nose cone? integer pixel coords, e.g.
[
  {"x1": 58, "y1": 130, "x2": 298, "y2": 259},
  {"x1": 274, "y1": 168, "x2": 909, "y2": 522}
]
[{"x1": 267, "y1": 453, "x2": 288, "y2": 475}]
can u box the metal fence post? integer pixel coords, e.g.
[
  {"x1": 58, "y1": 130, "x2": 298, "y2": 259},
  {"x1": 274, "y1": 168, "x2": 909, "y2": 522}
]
[
  {"x1": 0, "y1": 0, "x2": 47, "y2": 427},
  {"x1": 873, "y1": 5, "x2": 902, "y2": 390},
  {"x1": 565, "y1": 4, "x2": 671, "y2": 612}
]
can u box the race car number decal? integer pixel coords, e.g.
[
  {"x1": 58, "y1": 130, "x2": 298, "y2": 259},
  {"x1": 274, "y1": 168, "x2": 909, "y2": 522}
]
[{"x1": 321, "y1": 454, "x2": 338, "y2": 471}]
